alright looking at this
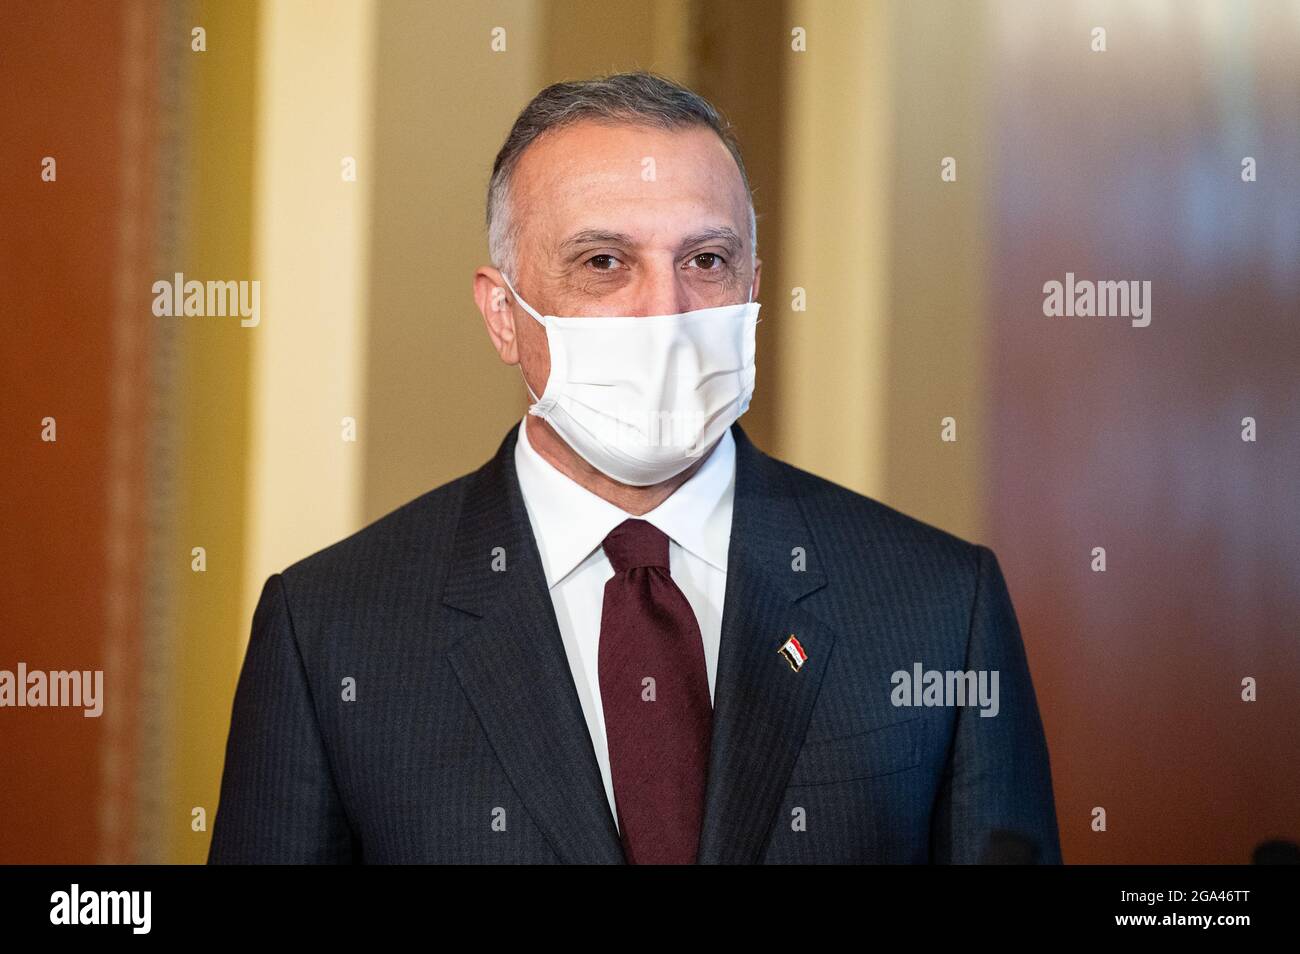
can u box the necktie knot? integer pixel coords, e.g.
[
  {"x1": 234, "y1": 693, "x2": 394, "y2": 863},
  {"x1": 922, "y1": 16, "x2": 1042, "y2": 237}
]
[{"x1": 602, "y1": 518, "x2": 670, "y2": 573}]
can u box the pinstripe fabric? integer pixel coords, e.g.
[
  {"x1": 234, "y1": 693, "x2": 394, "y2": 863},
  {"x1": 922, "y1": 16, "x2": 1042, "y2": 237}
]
[{"x1": 208, "y1": 422, "x2": 1062, "y2": 864}]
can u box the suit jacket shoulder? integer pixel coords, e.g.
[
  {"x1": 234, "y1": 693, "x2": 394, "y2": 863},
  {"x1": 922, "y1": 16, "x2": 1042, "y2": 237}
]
[{"x1": 738, "y1": 437, "x2": 986, "y2": 611}]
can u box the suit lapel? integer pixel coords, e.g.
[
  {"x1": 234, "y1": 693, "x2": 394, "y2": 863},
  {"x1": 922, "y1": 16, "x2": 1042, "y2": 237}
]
[
  {"x1": 441, "y1": 423, "x2": 625, "y2": 863},
  {"x1": 696, "y1": 424, "x2": 836, "y2": 864},
  {"x1": 439, "y1": 421, "x2": 835, "y2": 865}
]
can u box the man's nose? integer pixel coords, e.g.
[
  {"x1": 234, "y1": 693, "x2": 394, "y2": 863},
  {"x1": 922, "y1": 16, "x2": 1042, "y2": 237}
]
[{"x1": 630, "y1": 267, "x2": 691, "y2": 317}]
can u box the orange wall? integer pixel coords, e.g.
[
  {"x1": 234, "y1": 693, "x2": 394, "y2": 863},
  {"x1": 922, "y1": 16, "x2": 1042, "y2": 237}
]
[{"x1": 0, "y1": 0, "x2": 160, "y2": 862}]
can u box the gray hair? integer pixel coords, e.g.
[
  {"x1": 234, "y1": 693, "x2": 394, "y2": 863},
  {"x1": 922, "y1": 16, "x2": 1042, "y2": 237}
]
[{"x1": 486, "y1": 71, "x2": 757, "y2": 282}]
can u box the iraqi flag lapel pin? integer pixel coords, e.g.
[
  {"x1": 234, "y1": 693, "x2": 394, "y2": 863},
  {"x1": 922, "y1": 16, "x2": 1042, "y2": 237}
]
[{"x1": 778, "y1": 634, "x2": 808, "y2": 673}]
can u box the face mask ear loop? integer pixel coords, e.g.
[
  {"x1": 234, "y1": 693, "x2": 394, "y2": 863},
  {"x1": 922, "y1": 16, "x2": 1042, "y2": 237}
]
[
  {"x1": 500, "y1": 272, "x2": 546, "y2": 326},
  {"x1": 500, "y1": 272, "x2": 547, "y2": 406}
]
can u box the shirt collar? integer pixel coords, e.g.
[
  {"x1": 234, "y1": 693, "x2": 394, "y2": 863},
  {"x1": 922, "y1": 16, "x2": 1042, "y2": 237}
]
[{"x1": 513, "y1": 416, "x2": 735, "y2": 588}]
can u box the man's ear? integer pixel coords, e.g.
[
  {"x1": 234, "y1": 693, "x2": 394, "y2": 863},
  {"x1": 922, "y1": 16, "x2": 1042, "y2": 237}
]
[
  {"x1": 473, "y1": 268, "x2": 520, "y2": 365},
  {"x1": 752, "y1": 258, "x2": 763, "y2": 300}
]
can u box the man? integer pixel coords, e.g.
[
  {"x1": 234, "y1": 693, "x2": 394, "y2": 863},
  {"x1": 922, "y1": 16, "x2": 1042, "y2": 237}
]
[{"x1": 209, "y1": 71, "x2": 1062, "y2": 864}]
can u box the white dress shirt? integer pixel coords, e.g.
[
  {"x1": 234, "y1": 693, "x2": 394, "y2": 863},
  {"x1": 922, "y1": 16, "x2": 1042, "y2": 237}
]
[{"x1": 512, "y1": 416, "x2": 735, "y2": 831}]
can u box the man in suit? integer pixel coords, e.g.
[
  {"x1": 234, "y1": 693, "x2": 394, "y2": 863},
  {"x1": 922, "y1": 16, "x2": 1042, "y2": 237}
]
[{"x1": 209, "y1": 71, "x2": 1061, "y2": 864}]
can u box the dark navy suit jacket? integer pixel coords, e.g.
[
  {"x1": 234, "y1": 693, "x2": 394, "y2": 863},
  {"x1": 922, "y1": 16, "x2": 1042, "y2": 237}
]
[{"x1": 209, "y1": 422, "x2": 1062, "y2": 863}]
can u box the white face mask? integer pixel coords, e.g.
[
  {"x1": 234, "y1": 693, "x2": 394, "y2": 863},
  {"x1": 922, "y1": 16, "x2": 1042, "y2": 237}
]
[{"x1": 500, "y1": 271, "x2": 760, "y2": 486}]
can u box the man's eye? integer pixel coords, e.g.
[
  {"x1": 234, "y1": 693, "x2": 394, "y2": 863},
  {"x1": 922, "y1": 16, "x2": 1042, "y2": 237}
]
[
  {"x1": 587, "y1": 254, "x2": 619, "y2": 270},
  {"x1": 691, "y1": 252, "x2": 725, "y2": 270}
]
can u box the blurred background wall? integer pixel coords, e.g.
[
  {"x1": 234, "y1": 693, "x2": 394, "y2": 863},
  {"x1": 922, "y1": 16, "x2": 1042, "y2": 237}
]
[{"x1": 1, "y1": 0, "x2": 1296, "y2": 864}]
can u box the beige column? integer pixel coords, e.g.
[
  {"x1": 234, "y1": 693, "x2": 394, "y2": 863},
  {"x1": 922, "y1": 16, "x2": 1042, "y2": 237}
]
[
  {"x1": 882, "y1": 0, "x2": 989, "y2": 542},
  {"x1": 241, "y1": 0, "x2": 378, "y2": 651},
  {"x1": 777, "y1": 0, "x2": 895, "y2": 499}
]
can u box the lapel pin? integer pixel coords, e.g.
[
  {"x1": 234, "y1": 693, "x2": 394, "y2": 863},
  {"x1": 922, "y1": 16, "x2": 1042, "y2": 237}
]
[{"x1": 778, "y1": 634, "x2": 808, "y2": 673}]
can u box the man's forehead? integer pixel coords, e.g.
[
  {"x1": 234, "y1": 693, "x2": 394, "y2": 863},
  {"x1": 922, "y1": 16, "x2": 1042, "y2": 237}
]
[{"x1": 511, "y1": 120, "x2": 747, "y2": 225}]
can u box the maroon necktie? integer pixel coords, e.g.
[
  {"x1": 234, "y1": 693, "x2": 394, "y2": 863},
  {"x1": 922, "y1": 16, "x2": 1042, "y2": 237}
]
[{"x1": 599, "y1": 518, "x2": 712, "y2": 864}]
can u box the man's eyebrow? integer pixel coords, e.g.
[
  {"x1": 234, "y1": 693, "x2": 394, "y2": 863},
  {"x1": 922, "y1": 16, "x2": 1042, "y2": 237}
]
[
  {"x1": 559, "y1": 229, "x2": 637, "y2": 253},
  {"x1": 558, "y1": 226, "x2": 744, "y2": 255},
  {"x1": 677, "y1": 226, "x2": 743, "y2": 252}
]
